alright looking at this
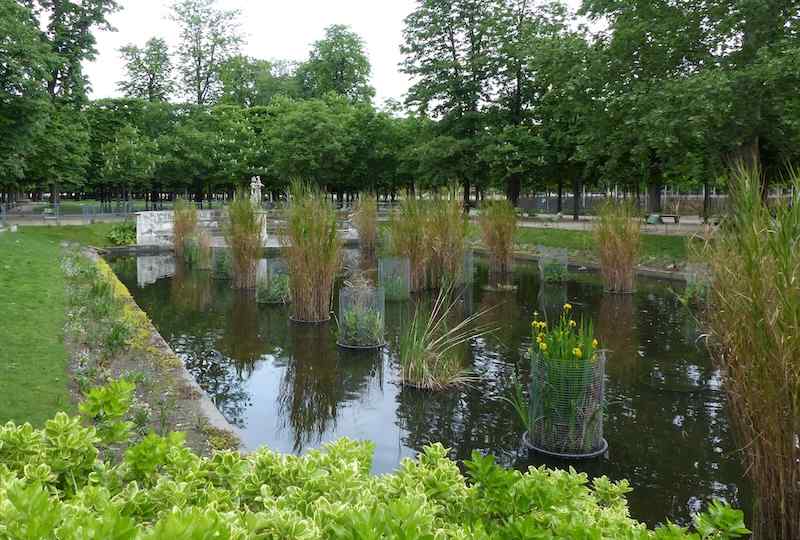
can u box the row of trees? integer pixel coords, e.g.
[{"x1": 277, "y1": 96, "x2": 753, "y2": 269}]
[{"x1": 2, "y1": 0, "x2": 800, "y2": 212}]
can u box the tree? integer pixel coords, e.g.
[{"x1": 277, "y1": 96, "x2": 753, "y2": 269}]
[
  {"x1": 117, "y1": 37, "x2": 174, "y2": 102},
  {"x1": 296, "y1": 25, "x2": 374, "y2": 103},
  {"x1": 401, "y1": 0, "x2": 500, "y2": 204},
  {"x1": 0, "y1": 0, "x2": 53, "y2": 196},
  {"x1": 219, "y1": 56, "x2": 300, "y2": 107},
  {"x1": 100, "y1": 124, "x2": 157, "y2": 199},
  {"x1": 27, "y1": 0, "x2": 120, "y2": 103},
  {"x1": 171, "y1": 0, "x2": 242, "y2": 105}
]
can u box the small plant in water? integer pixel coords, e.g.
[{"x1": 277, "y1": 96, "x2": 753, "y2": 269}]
[
  {"x1": 173, "y1": 198, "x2": 197, "y2": 258},
  {"x1": 541, "y1": 261, "x2": 568, "y2": 283},
  {"x1": 256, "y1": 274, "x2": 291, "y2": 304},
  {"x1": 352, "y1": 194, "x2": 378, "y2": 254},
  {"x1": 523, "y1": 305, "x2": 605, "y2": 455},
  {"x1": 212, "y1": 250, "x2": 231, "y2": 279},
  {"x1": 337, "y1": 276, "x2": 385, "y2": 348},
  {"x1": 399, "y1": 287, "x2": 492, "y2": 390}
]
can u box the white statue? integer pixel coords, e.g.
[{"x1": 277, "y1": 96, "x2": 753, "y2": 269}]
[{"x1": 250, "y1": 176, "x2": 263, "y2": 203}]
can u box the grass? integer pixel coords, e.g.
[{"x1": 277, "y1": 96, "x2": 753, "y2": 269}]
[
  {"x1": 595, "y1": 201, "x2": 641, "y2": 293},
  {"x1": 224, "y1": 196, "x2": 264, "y2": 289},
  {"x1": 389, "y1": 198, "x2": 430, "y2": 292},
  {"x1": 479, "y1": 200, "x2": 517, "y2": 278},
  {"x1": 173, "y1": 198, "x2": 197, "y2": 259},
  {"x1": 509, "y1": 227, "x2": 688, "y2": 263},
  {"x1": 282, "y1": 182, "x2": 341, "y2": 322},
  {"x1": 352, "y1": 195, "x2": 377, "y2": 254},
  {"x1": 704, "y1": 165, "x2": 800, "y2": 539},
  {"x1": 0, "y1": 226, "x2": 116, "y2": 426},
  {"x1": 427, "y1": 198, "x2": 469, "y2": 288}
]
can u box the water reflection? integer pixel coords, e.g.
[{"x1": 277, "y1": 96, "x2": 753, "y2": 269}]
[{"x1": 110, "y1": 254, "x2": 751, "y2": 528}]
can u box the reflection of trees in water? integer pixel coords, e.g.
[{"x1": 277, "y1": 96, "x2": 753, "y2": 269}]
[
  {"x1": 276, "y1": 324, "x2": 382, "y2": 452},
  {"x1": 597, "y1": 294, "x2": 639, "y2": 384},
  {"x1": 395, "y1": 352, "x2": 521, "y2": 467},
  {"x1": 170, "y1": 261, "x2": 212, "y2": 313},
  {"x1": 216, "y1": 290, "x2": 268, "y2": 377},
  {"x1": 174, "y1": 332, "x2": 251, "y2": 428}
]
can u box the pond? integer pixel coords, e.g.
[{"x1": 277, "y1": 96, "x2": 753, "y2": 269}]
[{"x1": 110, "y1": 252, "x2": 751, "y2": 528}]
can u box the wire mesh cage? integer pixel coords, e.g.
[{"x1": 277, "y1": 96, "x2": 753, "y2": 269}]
[
  {"x1": 211, "y1": 248, "x2": 231, "y2": 280},
  {"x1": 337, "y1": 286, "x2": 385, "y2": 349},
  {"x1": 538, "y1": 283, "x2": 568, "y2": 322},
  {"x1": 526, "y1": 351, "x2": 607, "y2": 458},
  {"x1": 379, "y1": 257, "x2": 411, "y2": 301},
  {"x1": 538, "y1": 246, "x2": 569, "y2": 283},
  {"x1": 257, "y1": 258, "x2": 291, "y2": 304}
]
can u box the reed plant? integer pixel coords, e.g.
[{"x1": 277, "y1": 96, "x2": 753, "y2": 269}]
[
  {"x1": 479, "y1": 200, "x2": 517, "y2": 278},
  {"x1": 427, "y1": 197, "x2": 469, "y2": 288},
  {"x1": 594, "y1": 200, "x2": 640, "y2": 293},
  {"x1": 173, "y1": 198, "x2": 197, "y2": 258},
  {"x1": 389, "y1": 198, "x2": 430, "y2": 292},
  {"x1": 223, "y1": 194, "x2": 264, "y2": 289},
  {"x1": 704, "y1": 164, "x2": 800, "y2": 539},
  {"x1": 352, "y1": 194, "x2": 378, "y2": 254},
  {"x1": 281, "y1": 181, "x2": 341, "y2": 322},
  {"x1": 197, "y1": 231, "x2": 213, "y2": 270},
  {"x1": 399, "y1": 287, "x2": 492, "y2": 390}
]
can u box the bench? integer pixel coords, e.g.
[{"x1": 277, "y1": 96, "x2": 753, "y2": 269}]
[
  {"x1": 645, "y1": 214, "x2": 680, "y2": 225},
  {"x1": 660, "y1": 214, "x2": 680, "y2": 224}
]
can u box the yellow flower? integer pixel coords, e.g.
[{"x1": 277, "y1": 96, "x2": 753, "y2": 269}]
[
  {"x1": 568, "y1": 319, "x2": 577, "y2": 328},
  {"x1": 592, "y1": 339, "x2": 599, "y2": 348},
  {"x1": 536, "y1": 335, "x2": 543, "y2": 344},
  {"x1": 539, "y1": 342, "x2": 548, "y2": 352},
  {"x1": 563, "y1": 303, "x2": 573, "y2": 311},
  {"x1": 533, "y1": 311, "x2": 539, "y2": 317},
  {"x1": 573, "y1": 347, "x2": 582, "y2": 359}
]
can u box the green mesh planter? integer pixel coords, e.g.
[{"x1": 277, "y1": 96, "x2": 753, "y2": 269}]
[
  {"x1": 378, "y1": 257, "x2": 411, "y2": 301},
  {"x1": 538, "y1": 246, "x2": 569, "y2": 283},
  {"x1": 524, "y1": 351, "x2": 607, "y2": 459},
  {"x1": 256, "y1": 258, "x2": 291, "y2": 305},
  {"x1": 336, "y1": 286, "x2": 385, "y2": 349},
  {"x1": 211, "y1": 248, "x2": 231, "y2": 280}
]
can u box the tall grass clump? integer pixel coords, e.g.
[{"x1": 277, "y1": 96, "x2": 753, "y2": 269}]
[
  {"x1": 173, "y1": 198, "x2": 197, "y2": 258},
  {"x1": 352, "y1": 194, "x2": 378, "y2": 254},
  {"x1": 282, "y1": 181, "x2": 341, "y2": 322},
  {"x1": 389, "y1": 198, "x2": 430, "y2": 292},
  {"x1": 427, "y1": 197, "x2": 469, "y2": 288},
  {"x1": 399, "y1": 287, "x2": 492, "y2": 390},
  {"x1": 479, "y1": 200, "x2": 517, "y2": 282},
  {"x1": 197, "y1": 230, "x2": 213, "y2": 270},
  {"x1": 594, "y1": 200, "x2": 640, "y2": 293},
  {"x1": 223, "y1": 194, "x2": 264, "y2": 289},
  {"x1": 704, "y1": 164, "x2": 800, "y2": 540}
]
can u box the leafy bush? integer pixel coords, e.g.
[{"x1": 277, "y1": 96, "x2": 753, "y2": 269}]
[
  {"x1": 337, "y1": 306, "x2": 384, "y2": 347},
  {"x1": 0, "y1": 384, "x2": 749, "y2": 539},
  {"x1": 256, "y1": 274, "x2": 291, "y2": 304},
  {"x1": 106, "y1": 221, "x2": 136, "y2": 246}
]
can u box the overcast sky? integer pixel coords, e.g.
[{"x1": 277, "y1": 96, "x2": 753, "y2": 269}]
[{"x1": 85, "y1": 0, "x2": 582, "y2": 105}]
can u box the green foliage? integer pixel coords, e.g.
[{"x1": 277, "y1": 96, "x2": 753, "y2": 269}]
[
  {"x1": 256, "y1": 274, "x2": 291, "y2": 304},
  {"x1": 107, "y1": 222, "x2": 137, "y2": 246},
  {"x1": 224, "y1": 194, "x2": 264, "y2": 289},
  {"x1": 79, "y1": 379, "x2": 136, "y2": 445},
  {"x1": 117, "y1": 37, "x2": 174, "y2": 102},
  {"x1": 0, "y1": 387, "x2": 748, "y2": 539},
  {"x1": 337, "y1": 307, "x2": 384, "y2": 348},
  {"x1": 540, "y1": 260, "x2": 568, "y2": 283}
]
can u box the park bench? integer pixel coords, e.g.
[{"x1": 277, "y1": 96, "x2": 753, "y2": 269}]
[
  {"x1": 645, "y1": 213, "x2": 680, "y2": 225},
  {"x1": 42, "y1": 207, "x2": 59, "y2": 222},
  {"x1": 660, "y1": 214, "x2": 680, "y2": 224}
]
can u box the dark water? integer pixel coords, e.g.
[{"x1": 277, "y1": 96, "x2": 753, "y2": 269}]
[{"x1": 110, "y1": 253, "x2": 751, "y2": 527}]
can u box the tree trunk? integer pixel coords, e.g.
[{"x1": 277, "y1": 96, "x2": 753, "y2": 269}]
[
  {"x1": 647, "y1": 183, "x2": 663, "y2": 213},
  {"x1": 506, "y1": 174, "x2": 521, "y2": 206},
  {"x1": 572, "y1": 177, "x2": 581, "y2": 221},
  {"x1": 463, "y1": 180, "x2": 470, "y2": 209},
  {"x1": 557, "y1": 179, "x2": 563, "y2": 213}
]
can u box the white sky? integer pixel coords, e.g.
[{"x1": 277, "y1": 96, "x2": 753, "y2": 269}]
[{"x1": 85, "y1": 0, "x2": 582, "y2": 106}]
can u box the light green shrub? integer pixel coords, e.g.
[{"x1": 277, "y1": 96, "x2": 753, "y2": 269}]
[{"x1": 0, "y1": 382, "x2": 749, "y2": 539}]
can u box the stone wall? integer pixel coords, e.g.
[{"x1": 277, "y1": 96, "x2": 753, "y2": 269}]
[{"x1": 135, "y1": 210, "x2": 225, "y2": 247}]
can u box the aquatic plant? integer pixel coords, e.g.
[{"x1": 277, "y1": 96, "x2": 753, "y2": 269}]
[
  {"x1": 0, "y1": 380, "x2": 749, "y2": 538},
  {"x1": 379, "y1": 256, "x2": 411, "y2": 301},
  {"x1": 594, "y1": 200, "x2": 640, "y2": 293},
  {"x1": 281, "y1": 181, "x2": 341, "y2": 322},
  {"x1": 256, "y1": 273, "x2": 291, "y2": 304},
  {"x1": 704, "y1": 164, "x2": 800, "y2": 539},
  {"x1": 399, "y1": 287, "x2": 491, "y2": 390},
  {"x1": 427, "y1": 197, "x2": 468, "y2": 288},
  {"x1": 172, "y1": 198, "x2": 197, "y2": 258},
  {"x1": 541, "y1": 261, "x2": 568, "y2": 283},
  {"x1": 223, "y1": 194, "x2": 264, "y2": 289},
  {"x1": 352, "y1": 194, "x2": 378, "y2": 254},
  {"x1": 389, "y1": 197, "x2": 430, "y2": 292},
  {"x1": 106, "y1": 221, "x2": 136, "y2": 246},
  {"x1": 523, "y1": 305, "x2": 606, "y2": 455},
  {"x1": 337, "y1": 282, "x2": 385, "y2": 348},
  {"x1": 196, "y1": 230, "x2": 213, "y2": 270},
  {"x1": 479, "y1": 200, "x2": 517, "y2": 281},
  {"x1": 211, "y1": 249, "x2": 231, "y2": 280}
]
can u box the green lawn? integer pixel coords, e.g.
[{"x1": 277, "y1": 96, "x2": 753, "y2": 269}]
[
  {"x1": 0, "y1": 224, "x2": 113, "y2": 426},
  {"x1": 512, "y1": 227, "x2": 689, "y2": 262}
]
